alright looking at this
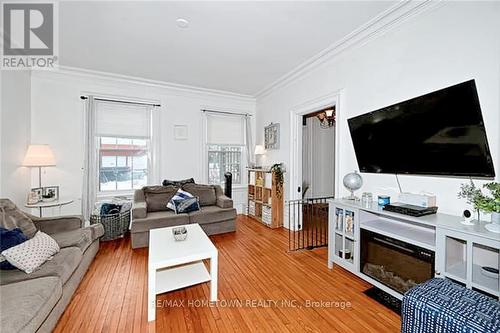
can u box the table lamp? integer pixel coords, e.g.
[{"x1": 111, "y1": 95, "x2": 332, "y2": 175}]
[
  {"x1": 22, "y1": 144, "x2": 56, "y2": 187},
  {"x1": 254, "y1": 145, "x2": 266, "y2": 155}
]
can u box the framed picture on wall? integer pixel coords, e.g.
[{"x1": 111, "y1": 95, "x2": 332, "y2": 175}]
[
  {"x1": 264, "y1": 123, "x2": 280, "y2": 150},
  {"x1": 174, "y1": 125, "x2": 188, "y2": 140}
]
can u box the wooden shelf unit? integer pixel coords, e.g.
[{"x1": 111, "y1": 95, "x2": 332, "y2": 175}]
[{"x1": 247, "y1": 168, "x2": 283, "y2": 228}]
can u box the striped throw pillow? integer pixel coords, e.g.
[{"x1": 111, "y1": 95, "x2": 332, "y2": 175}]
[
  {"x1": 172, "y1": 197, "x2": 200, "y2": 214},
  {"x1": 167, "y1": 189, "x2": 194, "y2": 210}
]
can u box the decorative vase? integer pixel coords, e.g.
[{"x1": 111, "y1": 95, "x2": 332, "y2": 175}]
[{"x1": 485, "y1": 211, "x2": 500, "y2": 233}]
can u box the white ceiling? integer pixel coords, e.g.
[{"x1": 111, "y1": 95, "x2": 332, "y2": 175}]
[{"x1": 59, "y1": 1, "x2": 396, "y2": 96}]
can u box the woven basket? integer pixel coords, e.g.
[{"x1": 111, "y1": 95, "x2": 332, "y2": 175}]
[{"x1": 90, "y1": 210, "x2": 130, "y2": 241}]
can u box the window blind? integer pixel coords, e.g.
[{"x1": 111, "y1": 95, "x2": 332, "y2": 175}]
[
  {"x1": 206, "y1": 113, "x2": 245, "y2": 145},
  {"x1": 95, "y1": 101, "x2": 151, "y2": 139}
]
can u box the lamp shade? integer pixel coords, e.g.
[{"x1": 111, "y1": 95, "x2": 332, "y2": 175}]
[
  {"x1": 22, "y1": 144, "x2": 56, "y2": 167},
  {"x1": 254, "y1": 145, "x2": 266, "y2": 155}
]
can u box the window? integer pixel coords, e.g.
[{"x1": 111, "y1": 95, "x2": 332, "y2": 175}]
[
  {"x1": 98, "y1": 137, "x2": 149, "y2": 191},
  {"x1": 205, "y1": 113, "x2": 247, "y2": 186},
  {"x1": 94, "y1": 101, "x2": 153, "y2": 194},
  {"x1": 208, "y1": 145, "x2": 243, "y2": 185}
]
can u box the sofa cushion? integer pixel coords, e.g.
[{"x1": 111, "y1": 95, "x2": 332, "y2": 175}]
[
  {"x1": 188, "y1": 206, "x2": 237, "y2": 225},
  {"x1": 182, "y1": 184, "x2": 217, "y2": 206},
  {"x1": 131, "y1": 210, "x2": 189, "y2": 233},
  {"x1": 50, "y1": 224, "x2": 103, "y2": 252},
  {"x1": 0, "y1": 276, "x2": 62, "y2": 333},
  {"x1": 0, "y1": 199, "x2": 38, "y2": 238},
  {"x1": 0, "y1": 247, "x2": 82, "y2": 285},
  {"x1": 143, "y1": 185, "x2": 178, "y2": 212}
]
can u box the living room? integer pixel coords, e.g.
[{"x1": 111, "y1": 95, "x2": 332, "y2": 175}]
[{"x1": 1, "y1": 1, "x2": 499, "y2": 333}]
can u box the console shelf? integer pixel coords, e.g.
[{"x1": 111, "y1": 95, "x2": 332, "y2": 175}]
[{"x1": 360, "y1": 214, "x2": 435, "y2": 251}]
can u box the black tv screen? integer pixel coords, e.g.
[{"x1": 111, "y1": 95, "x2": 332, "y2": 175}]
[{"x1": 347, "y1": 80, "x2": 495, "y2": 178}]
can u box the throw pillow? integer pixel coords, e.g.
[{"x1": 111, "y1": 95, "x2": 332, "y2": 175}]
[
  {"x1": 0, "y1": 199, "x2": 38, "y2": 238},
  {"x1": 1, "y1": 231, "x2": 60, "y2": 274},
  {"x1": 167, "y1": 189, "x2": 194, "y2": 210},
  {"x1": 172, "y1": 197, "x2": 200, "y2": 214},
  {"x1": 0, "y1": 227, "x2": 28, "y2": 270},
  {"x1": 162, "y1": 178, "x2": 195, "y2": 187}
]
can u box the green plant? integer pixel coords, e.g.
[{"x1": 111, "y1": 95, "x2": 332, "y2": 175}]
[
  {"x1": 458, "y1": 182, "x2": 500, "y2": 213},
  {"x1": 270, "y1": 163, "x2": 284, "y2": 198}
]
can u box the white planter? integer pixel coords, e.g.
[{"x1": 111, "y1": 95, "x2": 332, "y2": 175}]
[
  {"x1": 492, "y1": 212, "x2": 500, "y2": 224},
  {"x1": 485, "y1": 211, "x2": 500, "y2": 233}
]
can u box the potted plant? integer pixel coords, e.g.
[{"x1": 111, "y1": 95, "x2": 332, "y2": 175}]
[
  {"x1": 458, "y1": 182, "x2": 500, "y2": 233},
  {"x1": 270, "y1": 163, "x2": 284, "y2": 198}
]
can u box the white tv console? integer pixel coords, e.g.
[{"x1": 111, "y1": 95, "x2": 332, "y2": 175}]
[{"x1": 327, "y1": 199, "x2": 500, "y2": 300}]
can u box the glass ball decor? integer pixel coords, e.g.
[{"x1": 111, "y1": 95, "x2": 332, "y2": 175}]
[{"x1": 343, "y1": 171, "x2": 363, "y2": 201}]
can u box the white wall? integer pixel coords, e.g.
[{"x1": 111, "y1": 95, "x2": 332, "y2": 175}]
[
  {"x1": 30, "y1": 69, "x2": 255, "y2": 215},
  {"x1": 256, "y1": 2, "x2": 500, "y2": 219},
  {"x1": 0, "y1": 71, "x2": 32, "y2": 207}
]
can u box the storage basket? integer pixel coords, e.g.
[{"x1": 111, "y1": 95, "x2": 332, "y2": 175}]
[
  {"x1": 90, "y1": 210, "x2": 130, "y2": 241},
  {"x1": 262, "y1": 205, "x2": 272, "y2": 225}
]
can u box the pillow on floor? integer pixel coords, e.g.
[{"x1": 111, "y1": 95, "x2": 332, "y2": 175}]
[
  {"x1": 167, "y1": 189, "x2": 194, "y2": 210},
  {"x1": 1, "y1": 231, "x2": 60, "y2": 274},
  {"x1": 171, "y1": 197, "x2": 200, "y2": 214},
  {"x1": 0, "y1": 227, "x2": 28, "y2": 270}
]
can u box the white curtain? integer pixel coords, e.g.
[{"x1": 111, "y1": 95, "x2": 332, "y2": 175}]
[
  {"x1": 82, "y1": 97, "x2": 154, "y2": 220},
  {"x1": 82, "y1": 96, "x2": 96, "y2": 220},
  {"x1": 206, "y1": 113, "x2": 246, "y2": 145},
  {"x1": 245, "y1": 114, "x2": 254, "y2": 167},
  {"x1": 95, "y1": 101, "x2": 151, "y2": 139}
]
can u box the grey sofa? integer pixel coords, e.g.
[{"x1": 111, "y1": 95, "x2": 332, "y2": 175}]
[
  {"x1": 0, "y1": 199, "x2": 104, "y2": 333},
  {"x1": 131, "y1": 183, "x2": 236, "y2": 248}
]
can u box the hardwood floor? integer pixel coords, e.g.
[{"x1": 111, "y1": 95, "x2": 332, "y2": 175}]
[{"x1": 54, "y1": 215, "x2": 400, "y2": 333}]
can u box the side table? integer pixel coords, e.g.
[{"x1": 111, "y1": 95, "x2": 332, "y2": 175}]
[{"x1": 25, "y1": 198, "x2": 74, "y2": 217}]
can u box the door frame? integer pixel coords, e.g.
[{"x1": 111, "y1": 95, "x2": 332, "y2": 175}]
[{"x1": 289, "y1": 90, "x2": 343, "y2": 205}]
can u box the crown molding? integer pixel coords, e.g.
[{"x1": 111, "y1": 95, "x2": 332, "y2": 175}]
[
  {"x1": 255, "y1": 0, "x2": 442, "y2": 99},
  {"x1": 36, "y1": 65, "x2": 256, "y2": 101}
]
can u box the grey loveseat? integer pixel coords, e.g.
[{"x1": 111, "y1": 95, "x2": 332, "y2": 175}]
[
  {"x1": 131, "y1": 183, "x2": 236, "y2": 248},
  {"x1": 0, "y1": 199, "x2": 104, "y2": 333}
]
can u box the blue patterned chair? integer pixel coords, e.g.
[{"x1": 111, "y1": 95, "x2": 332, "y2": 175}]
[{"x1": 402, "y1": 278, "x2": 499, "y2": 333}]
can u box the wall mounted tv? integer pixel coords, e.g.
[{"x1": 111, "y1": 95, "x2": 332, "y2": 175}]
[{"x1": 347, "y1": 80, "x2": 495, "y2": 178}]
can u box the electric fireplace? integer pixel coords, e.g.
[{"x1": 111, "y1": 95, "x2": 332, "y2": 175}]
[{"x1": 361, "y1": 229, "x2": 435, "y2": 294}]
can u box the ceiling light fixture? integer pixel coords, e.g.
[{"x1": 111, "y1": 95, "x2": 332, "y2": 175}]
[
  {"x1": 176, "y1": 18, "x2": 189, "y2": 29},
  {"x1": 316, "y1": 107, "x2": 336, "y2": 129}
]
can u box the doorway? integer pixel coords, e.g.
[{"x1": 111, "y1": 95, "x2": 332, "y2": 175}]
[
  {"x1": 301, "y1": 107, "x2": 336, "y2": 199},
  {"x1": 288, "y1": 91, "x2": 341, "y2": 209},
  {"x1": 287, "y1": 91, "x2": 341, "y2": 250}
]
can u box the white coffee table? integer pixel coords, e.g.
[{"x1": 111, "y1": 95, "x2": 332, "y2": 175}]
[{"x1": 148, "y1": 223, "x2": 218, "y2": 322}]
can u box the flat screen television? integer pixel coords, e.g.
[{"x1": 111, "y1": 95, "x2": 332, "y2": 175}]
[{"x1": 347, "y1": 80, "x2": 495, "y2": 178}]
